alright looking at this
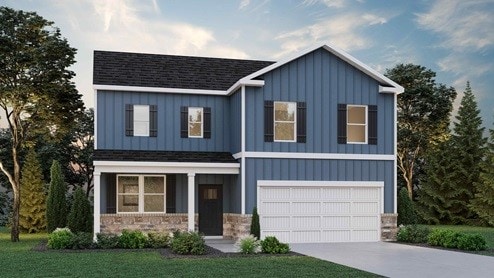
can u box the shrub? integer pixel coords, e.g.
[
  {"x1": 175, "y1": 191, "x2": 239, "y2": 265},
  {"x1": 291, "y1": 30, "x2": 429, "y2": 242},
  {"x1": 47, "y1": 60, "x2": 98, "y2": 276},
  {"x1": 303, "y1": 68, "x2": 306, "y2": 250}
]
[
  {"x1": 456, "y1": 233, "x2": 487, "y2": 251},
  {"x1": 47, "y1": 228, "x2": 73, "y2": 249},
  {"x1": 427, "y1": 229, "x2": 461, "y2": 248},
  {"x1": 396, "y1": 225, "x2": 430, "y2": 243},
  {"x1": 397, "y1": 187, "x2": 418, "y2": 225},
  {"x1": 170, "y1": 231, "x2": 206, "y2": 255},
  {"x1": 147, "y1": 232, "x2": 171, "y2": 248},
  {"x1": 46, "y1": 160, "x2": 68, "y2": 232},
  {"x1": 261, "y1": 236, "x2": 290, "y2": 254},
  {"x1": 118, "y1": 230, "x2": 148, "y2": 249},
  {"x1": 250, "y1": 207, "x2": 260, "y2": 239},
  {"x1": 235, "y1": 234, "x2": 261, "y2": 254},
  {"x1": 67, "y1": 187, "x2": 92, "y2": 233},
  {"x1": 69, "y1": 232, "x2": 94, "y2": 249},
  {"x1": 96, "y1": 233, "x2": 120, "y2": 249}
]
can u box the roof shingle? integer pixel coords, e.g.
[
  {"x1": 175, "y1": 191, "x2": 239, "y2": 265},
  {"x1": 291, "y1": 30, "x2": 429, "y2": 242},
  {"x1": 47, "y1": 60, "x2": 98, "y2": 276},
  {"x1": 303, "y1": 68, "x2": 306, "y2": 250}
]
[{"x1": 94, "y1": 150, "x2": 237, "y2": 163}]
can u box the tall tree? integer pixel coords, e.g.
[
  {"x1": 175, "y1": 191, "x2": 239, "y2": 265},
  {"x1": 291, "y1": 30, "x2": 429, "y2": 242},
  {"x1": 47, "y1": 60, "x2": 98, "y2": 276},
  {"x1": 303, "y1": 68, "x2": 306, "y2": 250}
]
[
  {"x1": 470, "y1": 117, "x2": 494, "y2": 225},
  {"x1": 385, "y1": 64, "x2": 456, "y2": 199},
  {"x1": 449, "y1": 82, "x2": 486, "y2": 223},
  {"x1": 67, "y1": 187, "x2": 92, "y2": 233},
  {"x1": 0, "y1": 7, "x2": 83, "y2": 241},
  {"x1": 46, "y1": 160, "x2": 68, "y2": 232},
  {"x1": 19, "y1": 148, "x2": 46, "y2": 233}
]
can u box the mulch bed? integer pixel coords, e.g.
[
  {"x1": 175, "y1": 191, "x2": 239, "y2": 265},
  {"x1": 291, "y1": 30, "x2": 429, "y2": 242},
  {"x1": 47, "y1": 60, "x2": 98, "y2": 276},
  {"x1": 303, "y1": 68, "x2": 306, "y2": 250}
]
[{"x1": 32, "y1": 240, "x2": 304, "y2": 259}]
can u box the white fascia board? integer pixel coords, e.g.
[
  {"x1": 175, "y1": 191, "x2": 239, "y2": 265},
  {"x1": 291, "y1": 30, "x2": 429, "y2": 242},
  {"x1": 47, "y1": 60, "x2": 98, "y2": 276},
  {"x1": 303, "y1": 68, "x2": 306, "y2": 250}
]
[
  {"x1": 379, "y1": 85, "x2": 404, "y2": 94},
  {"x1": 93, "y1": 84, "x2": 227, "y2": 96},
  {"x1": 257, "y1": 180, "x2": 384, "y2": 188},
  {"x1": 226, "y1": 79, "x2": 265, "y2": 95},
  {"x1": 241, "y1": 43, "x2": 404, "y2": 95},
  {"x1": 93, "y1": 161, "x2": 240, "y2": 175},
  {"x1": 233, "y1": 151, "x2": 395, "y2": 161}
]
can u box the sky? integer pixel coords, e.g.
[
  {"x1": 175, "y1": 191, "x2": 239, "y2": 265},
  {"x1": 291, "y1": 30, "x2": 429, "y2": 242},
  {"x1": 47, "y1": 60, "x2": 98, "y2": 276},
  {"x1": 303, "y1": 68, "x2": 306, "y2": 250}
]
[{"x1": 2, "y1": 0, "x2": 494, "y2": 129}]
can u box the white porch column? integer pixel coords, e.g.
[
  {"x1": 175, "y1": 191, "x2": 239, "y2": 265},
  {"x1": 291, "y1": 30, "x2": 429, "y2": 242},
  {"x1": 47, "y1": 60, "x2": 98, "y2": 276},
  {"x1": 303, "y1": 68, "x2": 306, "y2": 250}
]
[
  {"x1": 187, "y1": 173, "x2": 196, "y2": 231},
  {"x1": 93, "y1": 172, "x2": 101, "y2": 240}
]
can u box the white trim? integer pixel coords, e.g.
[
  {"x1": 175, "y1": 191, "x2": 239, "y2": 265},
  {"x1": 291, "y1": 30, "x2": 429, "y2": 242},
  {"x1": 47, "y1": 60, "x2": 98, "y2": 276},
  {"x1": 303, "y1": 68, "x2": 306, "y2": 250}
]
[
  {"x1": 93, "y1": 84, "x2": 227, "y2": 95},
  {"x1": 187, "y1": 173, "x2": 196, "y2": 231},
  {"x1": 93, "y1": 161, "x2": 239, "y2": 175},
  {"x1": 393, "y1": 93, "x2": 398, "y2": 214},
  {"x1": 94, "y1": 89, "x2": 98, "y2": 150},
  {"x1": 346, "y1": 105, "x2": 368, "y2": 144},
  {"x1": 226, "y1": 79, "x2": 265, "y2": 95},
  {"x1": 242, "y1": 44, "x2": 404, "y2": 95},
  {"x1": 273, "y1": 101, "x2": 297, "y2": 142},
  {"x1": 240, "y1": 85, "x2": 246, "y2": 215},
  {"x1": 232, "y1": 151, "x2": 395, "y2": 161},
  {"x1": 204, "y1": 236, "x2": 223, "y2": 240},
  {"x1": 257, "y1": 180, "x2": 384, "y2": 188},
  {"x1": 93, "y1": 172, "x2": 101, "y2": 240},
  {"x1": 379, "y1": 85, "x2": 402, "y2": 94}
]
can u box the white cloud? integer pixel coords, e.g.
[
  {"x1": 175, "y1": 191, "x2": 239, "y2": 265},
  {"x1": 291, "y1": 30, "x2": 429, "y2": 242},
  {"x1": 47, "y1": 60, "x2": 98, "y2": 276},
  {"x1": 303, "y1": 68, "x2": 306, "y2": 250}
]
[
  {"x1": 302, "y1": 0, "x2": 347, "y2": 8},
  {"x1": 274, "y1": 12, "x2": 388, "y2": 58},
  {"x1": 416, "y1": 0, "x2": 494, "y2": 51},
  {"x1": 239, "y1": 0, "x2": 251, "y2": 10}
]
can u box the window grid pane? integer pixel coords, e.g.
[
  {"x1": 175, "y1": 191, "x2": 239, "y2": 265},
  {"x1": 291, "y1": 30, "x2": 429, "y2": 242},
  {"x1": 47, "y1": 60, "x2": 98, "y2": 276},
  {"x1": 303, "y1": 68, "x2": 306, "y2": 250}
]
[
  {"x1": 133, "y1": 105, "x2": 150, "y2": 136},
  {"x1": 347, "y1": 105, "x2": 367, "y2": 143},
  {"x1": 274, "y1": 102, "x2": 296, "y2": 141},
  {"x1": 117, "y1": 175, "x2": 166, "y2": 213},
  {"x1": 188, "y1": 107, "x2": 203, "y2": 137}
]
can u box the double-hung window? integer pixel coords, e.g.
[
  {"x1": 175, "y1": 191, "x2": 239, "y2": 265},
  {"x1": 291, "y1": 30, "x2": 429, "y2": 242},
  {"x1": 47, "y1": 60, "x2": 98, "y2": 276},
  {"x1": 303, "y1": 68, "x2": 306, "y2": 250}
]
[
  {"x1": 337, "y1": 104, "x2": 377, "y2": 145},
  {"x1": 347, "y1": 105, "x2": 367, "y2": 144},
  {"x1": 274, "y1": 101, "x2": 297, "y2": 142},
  {"x1": 188, "y1": 107, "x2": 203, "y2": 138},
  {"x1": 125, "y1": 104, "x2": 157, "y2": 137},
  {"x1": 133, "y1": 105, "x2": 150, "y2": 136},
  {"x1": 180, "y1": 106, "x2": 211, "y2": 138},
  {"x1": 117, "y1": 175, "x2": 166, "y2": 213}
]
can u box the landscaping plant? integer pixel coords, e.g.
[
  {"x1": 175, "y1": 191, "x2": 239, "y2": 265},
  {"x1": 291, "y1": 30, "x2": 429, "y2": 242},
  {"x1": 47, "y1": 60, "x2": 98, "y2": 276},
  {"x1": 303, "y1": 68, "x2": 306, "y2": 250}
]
[
  {"x1": 170, "y1": 231, "x2": 206, "y2": 255},
  {"x1": 47, "y1": 227, "x2": 73, "y2": 249},
  {"x1": 427, "y1": 228, "x2": 487, "y2": 251},
  {"x1": 396, "y1": 225, "x2": 430, "y2": 243},
  {"x1": 261, "y1": 236, "x2": 290, "y2": 254},
  {"x1": 67, "y1": 187, "x2": 92, "y2": 233},
  {"x1": 118, "y1": 230, "x2": 148, "y2": 249},
  {"x1": 250, "y1": 207, "x2": 260, "y2": 239},
  {"x1": 147, "y1": 231, "x2": 171, "y2": 248},
  {"x1": 397, "y1": 187, "x2": 418, "y2": 225},
  {"x1": 46, "y1": 160, "x2": 68, "y2": 232},
  {"x1": 235, "y1": 234, "x2": 261, "y2": 254},
  {"x1": 96, "y1": 233, "x2": 120, "y2": 249},
  {"x1": 69, "y1": 232, "x2": 94, "y2": 249}
]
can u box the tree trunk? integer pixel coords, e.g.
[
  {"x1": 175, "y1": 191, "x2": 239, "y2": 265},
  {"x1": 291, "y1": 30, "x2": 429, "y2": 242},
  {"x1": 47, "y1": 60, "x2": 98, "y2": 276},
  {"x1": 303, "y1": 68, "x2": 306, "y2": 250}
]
[{"x1": 11, "y1": 144, "x2": 21, "y2": 242}]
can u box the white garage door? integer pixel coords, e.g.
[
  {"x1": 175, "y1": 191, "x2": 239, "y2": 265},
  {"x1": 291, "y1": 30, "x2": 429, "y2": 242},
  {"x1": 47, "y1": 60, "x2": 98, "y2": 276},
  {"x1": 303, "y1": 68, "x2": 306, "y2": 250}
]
[{"x1": 258, "y1": 181, "x2": 383, "y2": 243}]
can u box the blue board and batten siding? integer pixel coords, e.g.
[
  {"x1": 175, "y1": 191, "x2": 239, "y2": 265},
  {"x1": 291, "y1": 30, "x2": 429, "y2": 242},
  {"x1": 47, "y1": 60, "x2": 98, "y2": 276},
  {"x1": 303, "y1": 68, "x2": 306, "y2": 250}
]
[
  {"x1": 96, "y1": 91, "x2": 232, "y2": 152},
  {"x1": 245, "y1": 48, "x2": 395, "y2": 154}
]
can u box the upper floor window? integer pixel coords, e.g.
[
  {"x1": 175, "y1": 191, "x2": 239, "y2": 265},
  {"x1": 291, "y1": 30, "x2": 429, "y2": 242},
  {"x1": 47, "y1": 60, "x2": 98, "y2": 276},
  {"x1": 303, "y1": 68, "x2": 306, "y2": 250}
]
[
  {"x1": 117, "y1": 175, "x2": 166, "y2": 213},
  {"x1": 181, "y1": 106, "x2": 211, "y2": 139},
  {"x1": 188, "y1": 107, "x2": 203, "y2": 138},
  {"x1": 125, "y1": 104, "x2": 157, "y2": 137},
  {"x1": 274, "y1": 101, "x2": 296, "y2": 142},
  {"x1": 347, "y1": 105, "x2": 367, "y2": 144}
]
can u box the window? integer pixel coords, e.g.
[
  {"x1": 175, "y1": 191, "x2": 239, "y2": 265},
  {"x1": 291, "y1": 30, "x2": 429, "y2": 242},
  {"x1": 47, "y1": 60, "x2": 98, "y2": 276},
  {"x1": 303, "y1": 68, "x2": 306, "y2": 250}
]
[
  {"x1": 274, "y1": 101, "x2": 296, "y2": 142},
  {"x1": 347, "y1": 105, "x2": 367, "y2": 143},
  {"x1": 117, "y1": 175, "x2": 166, "y2": 213},
  {"x1": 125, "y1": 104, "x2": 157, "y2": 137},
  {"x1": 188, "y1": 107, "x2": 203, "y2": 138},
  {"x1": 133, "y1": 105, "x2": 150, "y2": 136}
]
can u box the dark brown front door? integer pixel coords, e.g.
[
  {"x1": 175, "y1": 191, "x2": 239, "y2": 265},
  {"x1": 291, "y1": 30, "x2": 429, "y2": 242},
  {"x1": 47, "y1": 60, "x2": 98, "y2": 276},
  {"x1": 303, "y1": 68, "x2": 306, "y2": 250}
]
[{"x1": 199, "y1": 184, "x2": 223, "y2": 236}]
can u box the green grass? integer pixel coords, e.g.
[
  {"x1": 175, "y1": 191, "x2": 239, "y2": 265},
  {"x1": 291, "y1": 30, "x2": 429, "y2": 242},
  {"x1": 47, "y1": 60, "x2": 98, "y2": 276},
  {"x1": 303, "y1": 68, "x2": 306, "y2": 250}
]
[
  {"x1": 0, "y1": 227, "x2": 378, "y2": 277},
  {"x1": 424, "y1": 225, "x2": 494, "y2": 256}
]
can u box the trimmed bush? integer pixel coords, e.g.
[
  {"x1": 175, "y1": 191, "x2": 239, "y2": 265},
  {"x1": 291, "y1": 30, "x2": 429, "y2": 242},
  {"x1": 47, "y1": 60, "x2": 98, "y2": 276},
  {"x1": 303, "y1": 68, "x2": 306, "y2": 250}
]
[
  {"x1": 397, "y1": 187, "x2": 418, "y2": 225},
  {"x1": 235, "y1": 234, "x2": 261, "y2": 254},
  {"x1": 456, "y1": 233, "x2": 487, "y2": 251},
  {"x1": 261, "y1": 236, "x2": 290, "y2": 254},
  {"x1": 69, "y1": 232, "x2": 94, "y2": 249},
  {"x1": 67, "y1": 187, "x2": 92, "y2": 233},
  {"x1": 118, "y1": 230, "x2": 148, "y2": 249},
  {"x1": 250, "y1": 207, "x2": 260, "y2": 239},
  {"x1": 96, "y1": 233, "x2": 120, "y2": 249},
  {"x1": 48, "y1": 228, "x2": 73, "y2": 249},
  {"x1": 46, "y1": 160, "x2": 68, "y2": 232},
  {"x1": 396, "y1": 225, "x2": 430, "y2": 243},
  {"x1": 147, "y1": 232, "x2": 171, "y2": 248},
  {"x1": 170, "y1": 231, "x2": 206, "y2": 255}
]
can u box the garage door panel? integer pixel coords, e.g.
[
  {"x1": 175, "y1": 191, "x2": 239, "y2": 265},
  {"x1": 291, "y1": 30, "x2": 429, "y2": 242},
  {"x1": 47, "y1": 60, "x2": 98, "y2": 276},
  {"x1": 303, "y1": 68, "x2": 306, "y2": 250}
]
[
  {"x1": 292, "y1": 216, "x2": 320, "y2": 229},
  {"x1": 321, "y1": 202, "x2": 351, "y2": 213},
  {"x1": 321, "y1": 188, "x2": 351, "y2": 199},
  {"x1": 352, "y1": 188, "x2": 379, "y2": 199},
  {"x1": 261, "y1": 202, "x2": 291, "y2": 215},
  {"x1": 291, "y1": 230, "x2": 320, "y2": 243},
  {"x1": 291, "y1": 202, "x2": 320, "y2": 214},
  {"x1": 322, "y1": 216, "x2": 351, "y2": 228},
  {"x1": 322, "y1": 230, "x2": 351, "y2": 242},
  {"x1": 261, "y1": 216, "x2": 290, "y2": 229},
  {"x1": 352, "y1": 216, "x2": 379, "y2": 228},
  {"x1": 261, "y1": 187, "x2": 290, "y2": 200},
  {"x1": 352, "y1": 202, "x2": 379, "y2": 214},
  {"x1": 291, "y1": 188, "x2": 320, "y2": 200}
]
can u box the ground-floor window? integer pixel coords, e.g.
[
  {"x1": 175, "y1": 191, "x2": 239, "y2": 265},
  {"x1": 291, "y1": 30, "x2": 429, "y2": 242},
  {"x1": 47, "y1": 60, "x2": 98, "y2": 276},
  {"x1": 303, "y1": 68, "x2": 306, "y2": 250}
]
[{"x1": 117, "y1": 175, "x2": 166, "y2": 213}]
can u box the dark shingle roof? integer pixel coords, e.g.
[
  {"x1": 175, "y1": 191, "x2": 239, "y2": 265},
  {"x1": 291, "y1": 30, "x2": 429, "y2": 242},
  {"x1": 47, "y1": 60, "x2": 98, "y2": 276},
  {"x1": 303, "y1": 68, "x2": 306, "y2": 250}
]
[
  {"x1": 94, "y1": 150, "x2": 237, "y2": 163},
  {"x1": 93, "y1": 51, "x2": 274, "y2": 91}
]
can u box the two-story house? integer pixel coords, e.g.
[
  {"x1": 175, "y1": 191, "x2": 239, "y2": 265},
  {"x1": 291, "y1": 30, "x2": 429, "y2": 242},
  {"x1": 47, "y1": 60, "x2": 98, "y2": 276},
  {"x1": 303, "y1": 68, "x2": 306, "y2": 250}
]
[{"x1": 92, "y1": 44, "x2": 403, "y2": 243}]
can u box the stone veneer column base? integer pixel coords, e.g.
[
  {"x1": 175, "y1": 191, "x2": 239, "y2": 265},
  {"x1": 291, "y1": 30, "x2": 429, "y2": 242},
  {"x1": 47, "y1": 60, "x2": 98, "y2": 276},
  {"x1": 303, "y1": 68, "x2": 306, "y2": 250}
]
[
  {"x1": 381, "y1": 213, "x2": 398, "y2": 241},
  {"x1": 100, "y1": 213, "x2": 198, "y2": 234},
  {"x1": 223, "y1": 213, "x2": 252, "y2": 240}
]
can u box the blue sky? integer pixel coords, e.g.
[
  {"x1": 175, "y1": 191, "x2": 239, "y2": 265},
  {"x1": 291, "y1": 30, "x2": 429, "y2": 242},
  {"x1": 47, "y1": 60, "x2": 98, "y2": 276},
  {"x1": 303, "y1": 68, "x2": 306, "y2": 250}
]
[{"x1": 2, "y1": 0, "x2": 494, "y2": 128}]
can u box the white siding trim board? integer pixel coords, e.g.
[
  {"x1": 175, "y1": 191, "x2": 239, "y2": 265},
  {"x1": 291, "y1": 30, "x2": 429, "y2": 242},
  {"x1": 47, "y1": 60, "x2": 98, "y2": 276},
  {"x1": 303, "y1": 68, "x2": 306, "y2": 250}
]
[
  {"x1": 93, "y1": 161, "x2": 240, "y2": 175},
  {"x1": 233, "y1": 151, "x2": 395, "y2": 161}
]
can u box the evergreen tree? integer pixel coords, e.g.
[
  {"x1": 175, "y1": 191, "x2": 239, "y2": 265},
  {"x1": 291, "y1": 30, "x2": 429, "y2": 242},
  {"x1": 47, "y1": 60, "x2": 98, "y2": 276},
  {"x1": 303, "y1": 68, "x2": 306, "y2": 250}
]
[
  {"x1": 449, "y1": 82, "x2": 486, "y2": 223},
  {"x1": 46, "y1": 160, "x2": 68, "y2": 232},
  {"x1": 250, "y1": 207, "x2": 260, "y2": 239},
  {"x1": 470, "y1": 120, "x2": 494, "y2": 226},
  {"x1": 417, "y1": 140, "x2": 457, "y2": 224},
  {"x1": 397, "y1": 187, "x2": 418, "y2": 225},
  {"x1": 19, "y1": 149, "x2": 47, "y2": 233},
  {"x1": 67, "y1": 187, "x2": 92, "y2": 233}
]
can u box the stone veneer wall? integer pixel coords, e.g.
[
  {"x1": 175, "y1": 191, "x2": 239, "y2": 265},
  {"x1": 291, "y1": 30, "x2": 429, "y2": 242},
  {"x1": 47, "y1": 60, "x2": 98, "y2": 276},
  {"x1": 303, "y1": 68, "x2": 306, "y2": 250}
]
[
  {"x1": 223, "y1": 213, "x2": 252, "y2": 240},
  {"x1": 381, "y1": 213, "x2": 398, "y2": 241},
  {"x1": 100, "y1": 213, "x2": 198, "y2": 234}
]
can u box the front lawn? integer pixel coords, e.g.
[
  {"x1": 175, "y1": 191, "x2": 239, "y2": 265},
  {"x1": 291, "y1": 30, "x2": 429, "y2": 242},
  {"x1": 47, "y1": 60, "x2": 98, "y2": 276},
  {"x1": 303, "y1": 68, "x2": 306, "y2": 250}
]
[
  {"x1": 424, "y1": 225, "x2": 494, "y2": 256},
  {"x1": 0, "y1": 227, "x2": 379, "y2": 277}
]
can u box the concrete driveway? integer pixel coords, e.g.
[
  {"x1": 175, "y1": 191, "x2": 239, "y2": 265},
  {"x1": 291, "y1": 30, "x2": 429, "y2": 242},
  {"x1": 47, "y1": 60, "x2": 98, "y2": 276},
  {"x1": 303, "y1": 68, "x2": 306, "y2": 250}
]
[{"x1": 291, "y1": 242, "x2": 494, "y2": 278}]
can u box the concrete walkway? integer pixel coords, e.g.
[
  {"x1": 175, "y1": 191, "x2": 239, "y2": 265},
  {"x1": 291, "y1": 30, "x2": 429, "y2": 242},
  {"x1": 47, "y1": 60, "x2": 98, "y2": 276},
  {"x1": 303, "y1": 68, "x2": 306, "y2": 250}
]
[
  {"x1": 205, "y1": 238, "x2": 238, "y2": 253},
  {"x1": 291, "y1": 242, "x2": 494, "y2": 278}
]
